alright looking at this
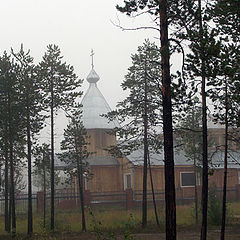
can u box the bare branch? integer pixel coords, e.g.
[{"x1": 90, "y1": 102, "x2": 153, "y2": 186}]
[{"x1": 110, "y1": 19, "x2": 160, "y2": 32}]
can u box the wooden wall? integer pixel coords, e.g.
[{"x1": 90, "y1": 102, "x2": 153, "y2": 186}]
[
  {"x1": 87, "y1": 129, "x2": 116, "y2": 156},
  {"x1": 209, "y1": 168, "x2": 239, "y2": 188},
  {"x1": 89, "y1": 165, "x2": 122, "y2": 192},
  {"x1": 134, "y1": 165, "x2": 197, "y2": 191},
  {"x1": 133, "y1": 165, "x2": 239, "y2": 191}
]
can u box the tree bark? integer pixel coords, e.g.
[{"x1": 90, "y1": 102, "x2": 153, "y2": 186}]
[
  {"x1": 194, "y1": 158, "x2": 199, "y2": 224},
  {"x1": 8, "y1": 92, "x2": 16, "y2": 236},
  {"x1": 26, "y1": 83, "x2": 33, "y2": 235},
  {"x1": 193, "y1": 138, "x2": 199, "y2": 224},
  {"x1": 4, "y1": 131, "x2": 10, "y2": 232},
  {"x1": 50, "y1": 77, "x2": 55, "y2": 231},
  {"x1": 142, "y1": 59, "x2": 148, "y2": 228},
  {"x1": 198, "y1": 1, "x2": 209, "y2": 239},
  {"x1": 159, "y1": 1, "x2": 176, "y2": 239},
  {"x1": 8, "y1": 183, "x2": 12, "y2": 233},
  {"x1": 220, "y1": 79, "x2": 229, "y2": 240},
  {"x1": 148, "y1": 152, "x2": 160, "y2": 227},
  {"x1": 43, "y1": 152, "x2": 46, "y2": 228},
  {"x1": 77, "y1": 149, "x2": 86, "y2": 231}
]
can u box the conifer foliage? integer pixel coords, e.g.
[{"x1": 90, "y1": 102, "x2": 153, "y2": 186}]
[
  {"x1": 39, "y1": 44, "x2": 82, "y2": 231},
  {"x1": 12, "y1": 45, "x2": 46, "y2": 235},
  {"x1": 116, "y1": 1, "x2": 176, "y2": 238},
  {"x1": 106, "y1": 40, "x2": 162, "y2": 228},
  {"x1": 0, "y1": 52, "x2": 25, "y2": 235},
  {"x1": 60, "y1": 108, "x2": 90, "y2": 232}
]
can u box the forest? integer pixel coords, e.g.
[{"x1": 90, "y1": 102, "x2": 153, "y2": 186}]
[{"x1": 0, "y1": 0, "x2": 239, "y2": 239}]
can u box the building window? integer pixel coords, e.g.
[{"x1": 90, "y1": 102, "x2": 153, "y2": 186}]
[
  {"x1": 180, "y1": 172, "x2": 195, "y2": 187},
  {"x1": 124, "y1": 174, "x2": 132, "y2": 190},
  {"x1": 84, "y1": 178, "x2": 90, "y2": 190}
]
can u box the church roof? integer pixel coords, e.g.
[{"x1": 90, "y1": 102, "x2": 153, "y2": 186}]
[
  {"x1": 127, "y1": 147, "x2": 240, "y2": 169},
  {"x1": 81, "y1": 68, "x2": 119, "y2": 129},
  {"x1": 55, "y1": 155, "x2": 119, "y2": 170}
]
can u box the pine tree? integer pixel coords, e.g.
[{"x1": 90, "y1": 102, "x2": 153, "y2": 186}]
[
  {"x1": 60, "y1": 108, "x2": 89, "y2": 232},
  {"x1": 0, "y1": 52, "x2": 25, "y2": 235},
  {"x1": 170, "y1": 2, "x2": 223, "y2": 238},
  {"x1": 12, "y1": 45, "x2": 46, "y2": 235},
  {"x1": 105, "y1": 40, "x2": 162, "y2": 227},
  {"x1": 207, "y1": 36, "x2": 240, "y2": 240},
  {"x1": 116, "y1": 1, "x2": 177, "y2": 238},
  {"x1": 33, "y1": 144, "x2": 51, "y2": 228},
  {"x1": 176, "y1": 97, "x2": 202, "y2": 224},
  {"x1": 39, "y1": 44, "x2": 82, "y2": 231}
]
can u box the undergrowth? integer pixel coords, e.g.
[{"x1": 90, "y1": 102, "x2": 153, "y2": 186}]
[{"x1": 0, "y1": 202, "x2": 239, "y2": 239}]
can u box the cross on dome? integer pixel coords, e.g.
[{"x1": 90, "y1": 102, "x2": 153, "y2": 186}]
[
  {"x1": 87, "y1": 49, "x2": 100, "y2": 83},
  {"x1": 90, "y1": 49, "x2": 94, "y2": 69}
]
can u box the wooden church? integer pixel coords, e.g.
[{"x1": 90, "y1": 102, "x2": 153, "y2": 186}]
[{"x1": 55, "y1": 64, "x2": 240, "y2": 202}]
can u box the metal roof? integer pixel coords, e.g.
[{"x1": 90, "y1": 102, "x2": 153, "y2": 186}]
[
  {"x1": 127, "y1": 147, "x2": 240, "y2": 169},
  {"x1": 55, "y1": 155, "x2": 119, "y2": 170},
  {"x1": 81, "y1": 68, "x2": 119, "y2": 129}
]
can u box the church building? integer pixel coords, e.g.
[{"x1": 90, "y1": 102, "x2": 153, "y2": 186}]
[{"x1": 55, "y1": 62, "x2": 240, "y2": 203}]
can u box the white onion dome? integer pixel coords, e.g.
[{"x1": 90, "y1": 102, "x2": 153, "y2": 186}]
[
  {"x1": 81, "y1": 68, "x2": 119, "y2": 129},
  {"x1": 86, "y1": 69, "x2": 100, "y2": 83}
]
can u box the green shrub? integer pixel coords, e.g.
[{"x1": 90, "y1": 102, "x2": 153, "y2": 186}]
[{"x1": 208, "y1": 185, "x2": 222, "y2": 225}]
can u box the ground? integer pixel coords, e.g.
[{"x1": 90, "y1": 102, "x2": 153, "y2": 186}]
[
  {"x1": 0, "y1": 202, "x2": 240, "y2": 239},
  {"x1": 1, "y1": 227, "x2": 240, "y2": 240}
]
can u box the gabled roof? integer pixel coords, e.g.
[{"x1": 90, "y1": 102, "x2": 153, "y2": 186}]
[
  {"x1": 55, "y1": 155, "x2": 119, "y2": 170},
  {"x1": 81, "y1": 68, "x2": 119, "y2": 129},
  {"x1": 127, "y1": 147, "x2": 240, "y2": 169}
]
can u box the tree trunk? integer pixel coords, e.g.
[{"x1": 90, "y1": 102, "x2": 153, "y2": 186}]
[
  {"x1": 159, "y1": 1, "x2": 176, "y2": 239},
  {"x1": 26, "y1": 87, "x2": 33, "y2": 235},
  {"x1": 8, "y1": 183, "x2": 12, "y2": 233},
  {"x1": 193, "y1": 138, "x2": 198, "y2": 224},
  {"x1": 194, "y1": 161, "x2": 199, "y2": 224},
  {"x1": 8, "y1": 92, "x2": 16, "y2": 236},
  {"x1": 220, "y1": 79, "x2": 229, "y2": 240},
  {"x1": 148, "y1": 152, "x2": 160, "y2": 227},
  {"x1": 43, "y1": 152, "x2": 46, "y2": 228},
  {"x1": 50, "y1": 78, "x2": 55, "y2": 231},
  {"x1": 4, "y1": 134, "x2": 10, "y2": 232},
  {"x1": 9, "y1": 132, "x2": 16, "y2": 236},
  {"x1": 142, "y1": 60, "x2": 148, "y2": 228},
  {"x1": 77, "y1": 151, "x2": 86, "y2": 232},
  {"x1": 198, "y1": 1, "x2": 208, "y2": 239}
]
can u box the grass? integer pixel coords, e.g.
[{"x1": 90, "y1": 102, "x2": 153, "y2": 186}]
[{"x1": 0, "y1": 202, "x2": 240, "y2": 239}]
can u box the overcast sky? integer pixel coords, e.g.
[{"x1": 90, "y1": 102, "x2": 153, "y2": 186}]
[
  {"x1": 1, "y1": 0, "x2": 159, "y2": 151},
  {"x1": 1, "y1": 0, "x2": 159, "y2": 108}
]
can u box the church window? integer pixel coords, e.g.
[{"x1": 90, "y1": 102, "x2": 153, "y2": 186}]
[
  {"x1": 180, "y1": 172, "x2": 195, "y2": 187},
  {"x1": 124, "y1": 174, "x2": 132, "y2": 190}
]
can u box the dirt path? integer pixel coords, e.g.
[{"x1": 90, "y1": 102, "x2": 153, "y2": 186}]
[
  {"x1": 1, "y1": 228, "x2": 240, "y2": 240},
  {"x1": 134, "y1": 229, "x2": 240, "y2": 240}
]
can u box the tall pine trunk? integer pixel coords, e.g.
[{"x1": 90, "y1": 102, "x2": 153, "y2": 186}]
[
  {"x1": 8, "y1": 92, "x2": 16, "y2": 235},
  {"x1": 159, "y1": 1, "x2": 176, "y2": 239},
  {"x1": 4, "y1": 131, "x2": 10, "y2": 232},
  {"x1": 43, "y1": 152, "x2": 46, "y2": 228},
  {"x1": 220, "y1": 79, "x2": 229, "y2": 240},
  {"x1": 148, "y1": 152, "x2": 160, "y2": 227},
  {"x1": 76, "y1": 151, "x2": 86, "y2": 232},
  {"x1": 194, "y1": 156, "x2": 199, "y2": 224},
  {"x1": 142, "y1": 60, "x2": 148, "y2": 228},
  {"x1": 8, "y1": 183, "x2": 12, "y2": 232},
  {"x1": 26, "y1": 86, "x2": 33, "y2": 235},
  {"x1": 198, "y1": 1, "x2": 208, "y2": 239},
  {"x1": 50, "y1": 77, "x2": 55, "y2": 231},
  {"x1": 193, "y1": 138, "x2": 199, "y2": 224}
]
